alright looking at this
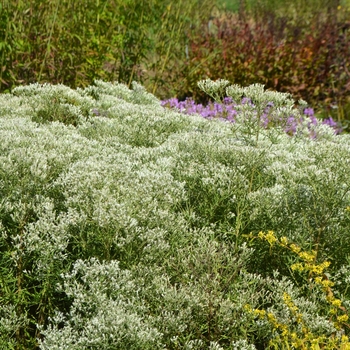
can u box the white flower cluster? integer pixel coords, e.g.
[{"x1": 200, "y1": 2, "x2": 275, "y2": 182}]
[
  {"x1": 0, "y1": 80, "x2": 349, "y2": 348},
  {"x1": 197, "y1": 79, "x2": 230, "y2": 102},
  {"x1": 39, "y1": 258, "x2": 162, "y2": 349}
]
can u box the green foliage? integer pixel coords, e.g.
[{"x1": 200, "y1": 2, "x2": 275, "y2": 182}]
[
  {"x1": 12, "y1": 83, "x2": 95, "y2": 126},
  {"x1": 0, "y1": 0, "x2": 215, "y2": 96},
  {"x1": 0, "y1": 81, "x2": 350, "y2": 348},
  {"x1": 216, "y1": 0, "x2": 241, "y2": 12},
  {"x1": 1, "y1": 0, "x2": 349, "y2": 127},
  {"x1": 247, "y1": 231, "x2": 350, "y2": 349},
  {"x1": 176, "y1": 1, "x2": 350, "y2": 126}
]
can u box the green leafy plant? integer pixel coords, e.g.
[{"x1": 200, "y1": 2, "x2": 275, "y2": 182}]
[
  {"x1": 0, "y1": 81, "x2": 349, "y2": 348},
  {"x1": 0, "y1": 0, "x2": 215, "y2": 98},
  {"x1": 246, "y1": 231, "x2": 350, "y2": 349},
  {"x1": 177, "y1": 2, "x2": 350, "y2": 126}
]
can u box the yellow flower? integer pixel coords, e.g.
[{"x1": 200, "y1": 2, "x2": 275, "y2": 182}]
[
  {"x1": 310, "y1": 264, "x2": 323, "y2": 274},
  {"x1": 296, "y1": 313, "x2": 304, "y2": 324},
  {"x1": 283, "y1": 292, "x2": 291, "y2": 301},
  {"x1": 281, "y1": 325, "x2": 288, "y2": 337},
  {"x1": 331, "y1": 299, "x2": 342, "y2": 308},
  {"x1": 330, "y1": 307, "x2": 338, "y2": 315},
  {"x1": 290, "y1": 243, "x2": 301, "y2": 253},
  {"x1": 337, "y1": 314, "x2": 349, "y2": 323},
  {"x1": 301, "y1": 327, "x2": 308, "y2": 334},
  {"x1": 314, "y1": 276, "x2": 323, "y2": 284},
  {"x1": 254, "y1": 309, "x2": 266, "y2": 318},
  {"x1": 244, "y1": 304, "x2": 252, "y2": 312},
  {"x1": 280, "y1": 236, "x2": 288, "y2": 245},
  {"x1": 299, "y1": 251, "x2": 315, "y2": 262},
  {"x1": 291, "y1": 263, "x2": 304, "y2": 272},
  {"x1": 322, "y1": 261, "x2": 331, "y2": 268},
  {"x1": 309, "y1": 261, "x2": 330, "y2": 275},
  {"x1": 267, "y1": 312, "x2": 277, "y2": 323},
  {"x1": 290, "y1": 332, "x2": 298, "y2": 340},
  {"x1": 321, "y1": 279, "x2": 334, "y2": 288},
  {"x1": 341, "y1": 334, "x2": 349, "y2": 343},
  {"x1": 258, "y1": 231, "x2": 265, "y2": 239},
  {"x1": 265, "y1": 231, "x2": 277, "y2": 245},
  {"x1": 283, "y1": 293, "x2": 299, "y2": 313}
]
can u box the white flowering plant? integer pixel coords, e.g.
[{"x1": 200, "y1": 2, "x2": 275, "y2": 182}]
[{"x1": 0, "y1": 79, "x2": 349, "y2": 349}]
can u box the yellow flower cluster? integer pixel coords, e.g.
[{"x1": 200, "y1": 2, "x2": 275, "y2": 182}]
[
  {"x1": 247, "y1": 299, "x2": 350, "y2": 349},
  {"x1": 283, "y1": 293, "x2": 299, "y2": 315},
  {"x1": 253, "y1": 308, "x2": 266, "y2": 319},
  {"x1": 337, "y1": 314, "x2": 349, "y2": 323},
  {"x1": 314, "y1": 276, "x2": 334, "y2": 289},
  {"x1": 289, "y1": 243, "x2": 301, "y2": 254},
  {"x1": 299, "y1": 250, "x2": 317, "y2": 262},
  {"x1": 291, "y1": 262, "x2": 304, "y2": 272},
  {"x1": 257, "y1": 231, "x2": 332, "y2": 278},
  {"x1": 280, "y1": 236, "x2": 289, "y2": 246},
  {"x1": 331, "y1": 299, "x2": 342, "y2": 308},
  {"x1": 249, "y1": 301, "x2": 325, "y2": 349},
  {"x1": 258, "y1": 230, "x2": 277, "y2": 245},
  {"x1": 249, "y1": 230, "x2": 350, "y2": 349},
  {"x1": 291, "y1": 259, "x2": 330, "y2": 276}
]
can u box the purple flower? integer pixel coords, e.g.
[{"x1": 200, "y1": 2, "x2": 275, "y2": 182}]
[
  {"x1": 285, "y1": 116, "x2": 298, "y2": 135},
  {"x1": 260, "y1": 113, "x2": 269, "y2": 128},
  {"x1": 223, "y1": 96, "x2": 233, "y2": 105},
  {"x1": 308, "y1": 115, "x2": 318, "y2": 128},
  {"x1": 161, "y1": 97, "x2": 342, "y2": 137},
  {"x1": 214, "y1": 103, "x2": 223, "y2": 113},
  {"x1": 92, "y1": 108, "x2": 100, "y2": 116},
  {"x1": 241, "y1": 97, "x2": 255, "y2": 107},
  {"x1": 160, "y1": 98, "x2": 179, "y2": 109},
  {"x1": 303, "y1": 107, "x2": 314, "y2": 117},
  {"x1": 322, "y1": 117, "x2": 342, "y2": 134}
]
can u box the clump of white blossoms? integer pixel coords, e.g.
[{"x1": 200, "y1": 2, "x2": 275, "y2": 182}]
[
  {"x1": 0, "y1": 80, "x2": 349, "y2": 349},
  {"x1": 197, "y1": 78, "x2": 338, "y2": 144}
]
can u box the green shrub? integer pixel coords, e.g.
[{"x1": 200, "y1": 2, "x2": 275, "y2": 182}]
[
  {"x1": 0, "y1": 80, "x2": 349, "y2": 348},
  {"x1": 177, "y1": 2, "x2": 350, "y2": 126},
  {"x1": 0, "y1": 0, "x2": 215, "y2": 97},
  {"x1": 246, "y1": 231, "x2": 350, "y2": 349}
]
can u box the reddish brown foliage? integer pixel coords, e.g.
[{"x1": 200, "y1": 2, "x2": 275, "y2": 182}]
[{"x1": 178, "y1": 10, "x2": 350, "y2": 116}]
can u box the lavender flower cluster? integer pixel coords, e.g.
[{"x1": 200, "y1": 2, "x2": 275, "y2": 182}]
[{"x1": 161, "y1": 97, "x2": 342, "y2": 135}]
